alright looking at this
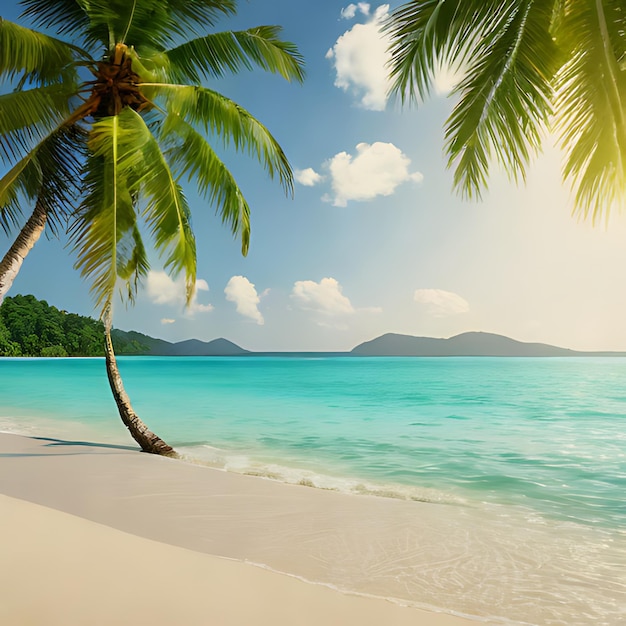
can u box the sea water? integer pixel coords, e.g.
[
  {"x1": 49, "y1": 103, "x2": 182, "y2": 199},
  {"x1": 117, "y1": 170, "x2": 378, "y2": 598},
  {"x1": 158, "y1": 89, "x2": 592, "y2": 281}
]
[{"x1": 1, "y1": 356, "x2": 625, "y2": 624}]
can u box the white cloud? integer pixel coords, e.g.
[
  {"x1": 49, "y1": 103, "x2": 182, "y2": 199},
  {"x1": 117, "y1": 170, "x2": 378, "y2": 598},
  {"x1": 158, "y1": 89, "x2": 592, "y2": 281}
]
[
  {"x1": 327, "y1": 5, "x2": 391, "y2": 110},
  {"x1": 224, "y1": 276, "x2": 264, "y2": 325},
  {"x1": 161, "y1": 318, "x2": 176, "y2": 325},
  {"x1": 414, "y1": 289, "x2": 470, "y2": 317},
  {"x1": 341, "y1": 4, "x2": 357, "y2": 19},
  {"x1": 146, "y1": 271, "x2": 182, "y2": 306},
  {"x1": 292, "y1": 277, "x2": 355, "y2": 316},
  {"x1": 146, "y1": 271, "x2": 214, "y2": 316},
  {"x1": 295, "y1": 167, "x2": 323, "y2": 186},
  {"x1": 326, "y1": 142, "x2": 423, "y2": 206},
  {"x1": 340, "y1": 3, "x2": 370, "y2": 19}
]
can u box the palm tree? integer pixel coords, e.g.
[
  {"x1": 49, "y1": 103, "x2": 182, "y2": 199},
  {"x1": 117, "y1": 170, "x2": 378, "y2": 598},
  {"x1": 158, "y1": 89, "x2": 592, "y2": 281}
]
[
  {"x1": 386, "y1": 0, "x2": 626, "y2": 220},
  {"x1": 0, "y1": 0, "x2": 304, "y2": 454}
]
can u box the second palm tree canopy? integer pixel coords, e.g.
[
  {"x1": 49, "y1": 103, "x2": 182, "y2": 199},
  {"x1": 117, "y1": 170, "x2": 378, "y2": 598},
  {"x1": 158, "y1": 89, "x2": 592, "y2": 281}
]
[{"x1": 386, "y1": 0, "x2": 626, "y2": 220}]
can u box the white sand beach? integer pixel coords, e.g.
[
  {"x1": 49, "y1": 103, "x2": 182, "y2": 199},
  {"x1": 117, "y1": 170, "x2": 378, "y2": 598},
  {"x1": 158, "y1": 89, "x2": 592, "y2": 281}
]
[{"x1": 0, "y1": 433, "x2": 484, "y2": 625}]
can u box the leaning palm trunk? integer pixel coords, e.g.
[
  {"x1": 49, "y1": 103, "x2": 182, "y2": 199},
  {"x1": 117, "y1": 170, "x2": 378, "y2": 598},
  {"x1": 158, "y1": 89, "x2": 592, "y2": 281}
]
[
  {"x1": 0, "y1": 199, "x2": 47, "y2": 306},
  {"x1": 103, "y1": 313, "x2": 176, "y2": 456}
]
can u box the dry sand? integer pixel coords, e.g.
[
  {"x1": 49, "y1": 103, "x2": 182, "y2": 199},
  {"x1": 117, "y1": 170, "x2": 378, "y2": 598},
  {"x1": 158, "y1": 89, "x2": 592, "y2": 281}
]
[{"x1": 0, "y1": 433, "x2": 487, "y2": 625}]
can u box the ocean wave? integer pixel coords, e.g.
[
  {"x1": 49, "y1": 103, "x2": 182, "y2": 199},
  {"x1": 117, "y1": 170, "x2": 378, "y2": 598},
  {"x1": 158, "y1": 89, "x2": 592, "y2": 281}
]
[{"x1": 176, "y1": 443, "x2": 468, "y2": 505}]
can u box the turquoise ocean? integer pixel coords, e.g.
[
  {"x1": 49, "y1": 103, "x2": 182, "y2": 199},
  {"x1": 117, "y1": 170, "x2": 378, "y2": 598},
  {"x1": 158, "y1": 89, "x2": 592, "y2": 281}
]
[{"x1": 1, "y1": 355, "x2": 625, "y2": 624}]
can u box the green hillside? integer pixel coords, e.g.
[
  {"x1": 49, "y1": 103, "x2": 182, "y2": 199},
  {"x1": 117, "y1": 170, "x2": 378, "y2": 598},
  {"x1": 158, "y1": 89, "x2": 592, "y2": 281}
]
[{"x1": 0, "y1": 295, "x2": 149, "y2": 357}]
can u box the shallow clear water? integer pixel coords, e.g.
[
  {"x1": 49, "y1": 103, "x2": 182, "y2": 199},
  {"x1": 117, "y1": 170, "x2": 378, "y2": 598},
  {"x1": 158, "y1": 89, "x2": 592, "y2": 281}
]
[{"x1": 1, "y1": 356, "x2": 625, "y2": 624}]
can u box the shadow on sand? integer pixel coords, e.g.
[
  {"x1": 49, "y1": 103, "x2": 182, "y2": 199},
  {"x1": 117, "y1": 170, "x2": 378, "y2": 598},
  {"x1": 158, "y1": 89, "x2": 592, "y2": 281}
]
[{"x1": 0, "y1": 436, "x2": 140, "y2": 458}]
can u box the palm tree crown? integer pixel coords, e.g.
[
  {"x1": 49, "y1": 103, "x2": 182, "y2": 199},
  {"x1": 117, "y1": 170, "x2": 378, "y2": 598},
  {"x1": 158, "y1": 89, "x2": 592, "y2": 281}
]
[
  {"x1": 386, "y1": 0, "x2": 626, "y2": 221},
  {"x1": 0, "y1": 0, "x2": 304, "y2": 313}
]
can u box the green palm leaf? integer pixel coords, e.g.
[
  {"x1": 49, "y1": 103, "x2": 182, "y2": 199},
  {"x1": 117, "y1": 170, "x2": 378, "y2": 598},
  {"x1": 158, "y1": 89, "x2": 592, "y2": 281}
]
[
  {"x1": 0, "y1": 158, "x2": 33, "y2": 232},
  {"x1": 445, "y1": 0, "x2": 559, "y2": 197},
  {"x1": 32, "y1": 124, "x2": 86, "y2": 234},
  {"x1": 19, "y1": 0, "x2": 92, "y2": 43},
  {"x1": 120, "y1": 0, "x2": 237, "y2": 47},
  {"x1": 555, "y1": 0, "x2": 626, "y2": 220},
  {"x1": 0, "y1": 17, "x2": 81, "y2": 83},
  {"x1": 71, "y1": 108, "x2": 197, "y2": 310},
  {"x1": 116, "y1": 223, "x2": 149, "y2": 304},
  {"x1": 22, "y1": 0, "x2": 237, "y2": 51},
  {"x1": 163, "y1": 27, "x2": 305, "y2": 83},
  {"x1": 161, "y1": 0, "x2": 236, "y2": 31},
  {"x1": 0, "y1": 124, "x2": 85, "y2": 235},
  {"x1": 159, "y1": 109, "x2": 250, "y2": 254},
  {"x1": 71, "y1": 112, "x2": 141, "y2": 313},
  {"x1": 387, "y1": 0, "x2": 626, "y2": 218},
  {"x1": 147, "y1": 83, "x2": 294, "y2": 195},
  {"x1": 78, "y1": 0, "x2": 175, "y2": 49},
  {"x1": 0, "y1": 84, "x2": 79, "y2": 162},
  {"x1": 386, "y1": 0, "x2": 502, "y2": 103},
  {"x1": 122, "y1": 110, "x2": 197, "y2": 302}
]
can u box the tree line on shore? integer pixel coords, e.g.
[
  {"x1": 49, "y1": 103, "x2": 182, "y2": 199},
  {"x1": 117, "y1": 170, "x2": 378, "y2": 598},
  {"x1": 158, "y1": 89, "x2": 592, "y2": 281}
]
[{"x1": 0, "y1": 294, "x2": 148, "y2": 357}]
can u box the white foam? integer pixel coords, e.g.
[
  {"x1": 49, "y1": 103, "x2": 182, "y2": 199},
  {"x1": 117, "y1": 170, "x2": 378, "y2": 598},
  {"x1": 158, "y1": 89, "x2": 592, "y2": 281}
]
[{"x1": 177, "y1": 444, "x2": 466, "y2": 505}]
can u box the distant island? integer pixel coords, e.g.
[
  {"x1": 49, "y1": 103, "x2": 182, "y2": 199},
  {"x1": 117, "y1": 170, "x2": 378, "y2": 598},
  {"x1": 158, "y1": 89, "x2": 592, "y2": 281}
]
[
  {"x1": 350, "y1": 332, "x2": 626, "y2": 357},
  {"x1": 2, "y1": 295, "x2": 625, "y2": 357},
  {"x1": 113, "y1": 330, "x2": 249, "y2": 356}
]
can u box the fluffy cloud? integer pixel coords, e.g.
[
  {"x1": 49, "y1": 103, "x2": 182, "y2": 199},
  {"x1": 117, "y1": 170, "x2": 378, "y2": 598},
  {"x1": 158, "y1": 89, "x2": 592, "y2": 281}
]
[
  {"x1": 295, "y1": 167, "x2": 322, "y2": 187},
  {"x1": 224, "y1": 276, "x2": 264, "y2": 325},
  {"x1": 326, "y1": 5, "x2": 391, "y2": 110},
  {"x1": 414, "y1": 289, "x2": 470, "y2": 317},
  {"x1": 160, "y1": 318, "x2": 176, "y2": 325},
  {"x1": 326, "y1": 142, "x2": 423, "y2": 206},
  {"x1": 146, "y1": 271, "x2": 213, "y2": 316},
  {"x1": 340, "y1": 3, "x2": 370, "y2": 19},
  {"x1": 292, "y1": 278, "x2": 355, "y2": 316}
]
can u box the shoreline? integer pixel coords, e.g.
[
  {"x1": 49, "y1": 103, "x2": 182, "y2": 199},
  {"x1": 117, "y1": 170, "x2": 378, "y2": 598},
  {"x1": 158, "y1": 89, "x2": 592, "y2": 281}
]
[
  {"x1": 0, "y1": 432, "x2": 492, "y2": 625},
  {"x1": 2, "y1": 431, "x2": 623, "y2": 625}
]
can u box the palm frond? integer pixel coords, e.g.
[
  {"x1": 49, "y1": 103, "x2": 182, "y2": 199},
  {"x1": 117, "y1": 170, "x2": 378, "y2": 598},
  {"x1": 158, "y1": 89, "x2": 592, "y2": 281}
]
[
  {"x1": 71, "y1": 108, "x2": 197, "y2": 309},
  {"x1": 0, "y1": 159, "x2": 32, "y2": 233},
  {"x1": 71, "y1": 113, "x2": 140, "y2": 314},
  {"x1": 122, "y1": 0, "x2": 237, "y2": 47},
  {"x1": 119, "y1": 110, "x2": 197, "y2": 302},
  {"x1": 386, "y1": 0, "x2": 505, "y2": 103},
  {"x1": 0, "y1": 17, "x2": 82, "y2": 83},
  {"x1": 77, "y1": 0, "x2": 173, "y2": 49},
  {"x1": 163, "y1": 26, "x2": 305, "y2": 83},
  {"x1": 45, "y1": 0, "x2": 236, "y2": 51},
  {"x1": 162, "y1": 0, "x2": 236, "y2": 31},
  {"x1": 147, "y1": 84, "x2": 294, "y2": 196},
  {"x1": 116, "y1": 223, "x2": 149, "y2": 304},
  {"x1": 444, "y1": 0, "x2": 559, "y2": 197},
  {"x1": 20, "y1": 0, "x2": 177, "y2": 51},
  {"x1": 0, "y1": 124, "x2": 86, "y2": 235},
  {"x1": 146, "y1": 178, "x2": 196, "y2": 305},
  {"x1": 555, "y1": 0, "x2": 626, "y2": 220},
  {"x1": 35, "y1": 124, "x2": 87, "y2": 234},
  {"x1": 0, "y1": 83, "x2": 79, "y2": 163},
  {"x1": 159, "y1": 110, "x2": 250, "y2": 254},
  {"x1": 19, "y1": 0, "x2": 92, "y2": 42}
]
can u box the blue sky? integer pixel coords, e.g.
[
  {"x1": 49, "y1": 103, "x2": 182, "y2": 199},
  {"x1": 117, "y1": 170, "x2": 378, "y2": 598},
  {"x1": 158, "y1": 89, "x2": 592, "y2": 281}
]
[{"x1": 3, "y1": 0, "x2": 626, "y2": 351}]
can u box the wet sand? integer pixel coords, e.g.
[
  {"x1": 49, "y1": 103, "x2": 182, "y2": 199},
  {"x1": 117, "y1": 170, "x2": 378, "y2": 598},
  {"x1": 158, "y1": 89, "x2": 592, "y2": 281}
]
[{"x1": 0, "y1": 432, "x2": 498, "y2": 625}]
